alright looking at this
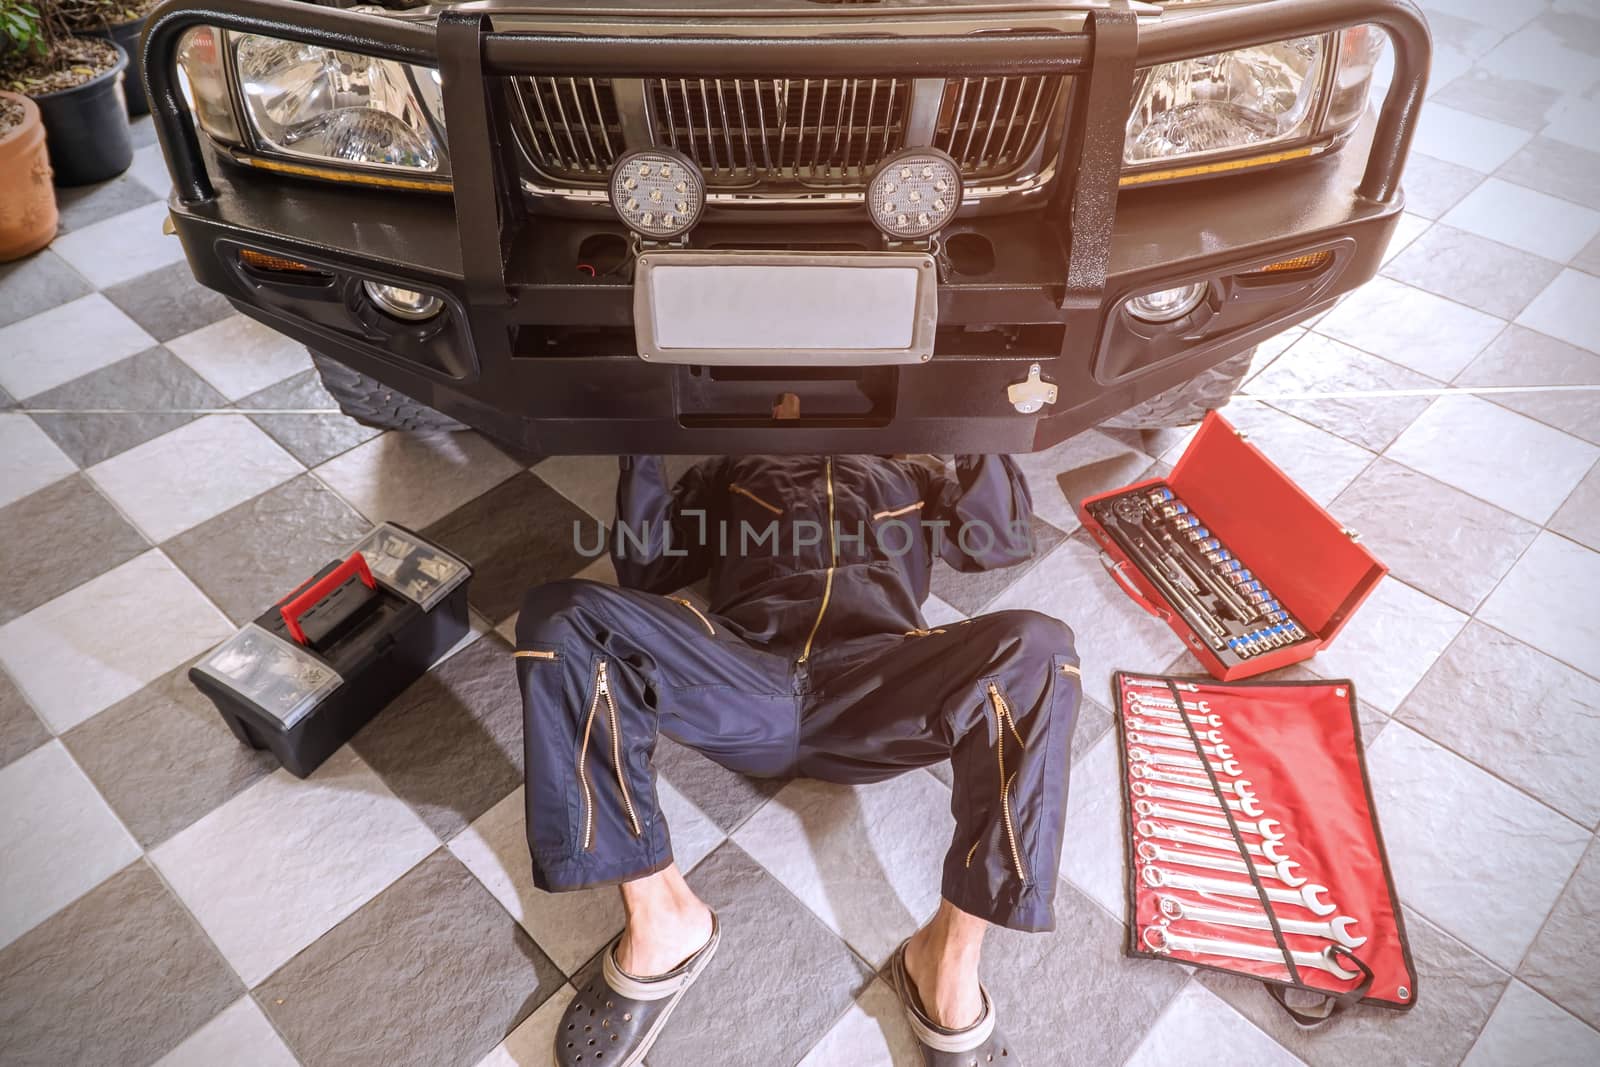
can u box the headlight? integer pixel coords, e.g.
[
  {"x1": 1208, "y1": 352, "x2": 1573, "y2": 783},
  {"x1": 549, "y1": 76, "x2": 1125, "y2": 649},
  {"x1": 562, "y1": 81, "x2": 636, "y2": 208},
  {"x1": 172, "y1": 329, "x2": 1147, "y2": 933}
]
[
  {"x1": 1123, "y1": 29, "x2": 1383, "y2": 184},
  {"x1": 233, "y1": 33, "x2": 447, "y2": 175}
]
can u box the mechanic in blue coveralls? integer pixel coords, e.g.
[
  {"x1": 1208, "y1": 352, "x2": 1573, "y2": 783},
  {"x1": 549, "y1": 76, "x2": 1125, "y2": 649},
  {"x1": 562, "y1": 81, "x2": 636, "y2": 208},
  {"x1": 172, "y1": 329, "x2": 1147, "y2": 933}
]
[{"x1": 516, "y1": 454, "x2": 1081, "y2": 1067}]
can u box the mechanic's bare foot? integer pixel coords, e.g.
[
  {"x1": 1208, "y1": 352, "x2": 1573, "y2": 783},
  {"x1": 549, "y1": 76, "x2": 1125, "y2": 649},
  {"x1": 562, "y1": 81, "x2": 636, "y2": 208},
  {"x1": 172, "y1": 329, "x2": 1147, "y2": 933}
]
[
  {"x1": 903, "y1": 899, "x2": 987, "y2": 1030},
  {"x1": 615, "y1": 864, "x2": 715, "y2": 977}
]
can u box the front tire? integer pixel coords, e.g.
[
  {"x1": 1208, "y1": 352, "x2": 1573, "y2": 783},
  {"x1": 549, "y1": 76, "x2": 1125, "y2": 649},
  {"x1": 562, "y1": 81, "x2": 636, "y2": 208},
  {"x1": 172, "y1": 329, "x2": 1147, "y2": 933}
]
[
  {"x1": 1100, "y1": 348, "x2": 1255, "y2": 430},
  {"x1": 309, "y1": 351, "x2": 465, "y2": 433}
]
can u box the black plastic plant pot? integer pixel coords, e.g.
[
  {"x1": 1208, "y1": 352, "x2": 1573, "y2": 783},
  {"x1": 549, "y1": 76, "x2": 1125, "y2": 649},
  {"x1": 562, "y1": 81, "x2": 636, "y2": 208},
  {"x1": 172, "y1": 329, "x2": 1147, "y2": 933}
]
[
  {"x1": 95, "y1": 18, "x2": 150, "y2": 115},
  {"x1": 34, "y1": 41, "x2": 133, "y2": 186}
]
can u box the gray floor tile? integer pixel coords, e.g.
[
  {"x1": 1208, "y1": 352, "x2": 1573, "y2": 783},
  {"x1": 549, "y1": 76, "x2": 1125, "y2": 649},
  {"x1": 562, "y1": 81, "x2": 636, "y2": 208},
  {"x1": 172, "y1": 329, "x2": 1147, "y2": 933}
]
[
  {"x1": 0, "y1": 474, "x2": 148, "y2": 626},
  {"x1": 0, "y1": 860, "x2": 241, "y2": 1067},
  {"x1": 0, "y1": 250, "x2": 91, "y2": 329},
  {"x1": 257, "y1": 850, "x2": 562, "y2": 1067},
  {"x1": 53, "y1": 173, "x2": 161, "y2": 234},
  {"x1": 350, "y1": 634, "x2": 524, "y2": 840},
  {"x1": 26, "y1": 346, "x2": 227, "y2": 468},
  {"x1": 654, "y1": 734, "x2": 787, "y2": 834},
  {"x1": 0, "y1": 668, "x2": 48, "y2": 770},
  {"x1": 423, "y1": 471, "x2": 596, "y2": 624},
  {"x1": 1396, "y1": 152, "x2": 1487, "y2": 219},
  {"x1": 1464, "y1": 980, "x2": 1600, "y2": 1067},
  {"x1": 1317, "y1": 276, "x2": 1506, "y2": 381},
  {"x1": 1433, "y1": 68, "x2": 1561, "y2": 130},
  {"x1": 0, "y1": 384, "x2": 11, "y2": 411},
  {"x1": 1399, "y1": 622, "x2": 1600, "y2": 827},
  {"x1": 928, "y1": 515, "x2": 1066, "y2": 615},
  {"x1": 1455, "y1": 325, "x2": 1600, "y2": 445},
  {"x1": 103, "y1": 262, "x2": 234, "y2": 343},
  {"x1": 164, "y1": 473, "x2": 372, "y2": 625},
  {"x1": 63, "y1": 660, "x2": 277, "y2": 848},
  {"x1": 1248, "y1": 333, "x2": 1441, "y2": 452},
  {"x1": 1073, "y1": 696, "x2": 1114, "y2": 760},
  {"x1": 1384, "y1": 224, "x2": 1563, "y2": 319},
  {"x1": 1479, "y1": 531, "x2": 1600, "y2": 678},
  {"x1": 645, "y1": 841, "x2": 871, "y2": 1066},
  {"x1": 1497, "y1": 136, "x2": 1600, "y2": 211},
  {"x1": 1198, "y1": 908, "x2": 1509, "y2": 1067},
  {"x1": 979, "y1": 880, "x2": 1190, "y2": 1066},
  {"x1": 1330, "y1": 459, "x2": 1538, "y2": 612},
  {"x1": 1575, "y1": 232, "x2": 1600, "y2": 276},
  {"x1": 239, "y1": 368, "x2": 380, "y2": 467},
  {"x1": 1519, "y1": 839, "x2": 1600, "y2": 1029},
  {"x1": 1550, "y1": 460, "x2": 1600, "y2": 552}
]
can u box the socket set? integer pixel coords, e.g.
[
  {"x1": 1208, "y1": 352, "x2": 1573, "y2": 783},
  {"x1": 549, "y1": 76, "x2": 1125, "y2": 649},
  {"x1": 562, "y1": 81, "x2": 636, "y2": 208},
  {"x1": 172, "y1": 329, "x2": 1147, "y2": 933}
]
[
  {"x1": 1087, "y1": 486, "x2": 1311, "y2": 664},
  {"x1": 1079, "y1": 412, "x2": 1387, "y2": 681}
]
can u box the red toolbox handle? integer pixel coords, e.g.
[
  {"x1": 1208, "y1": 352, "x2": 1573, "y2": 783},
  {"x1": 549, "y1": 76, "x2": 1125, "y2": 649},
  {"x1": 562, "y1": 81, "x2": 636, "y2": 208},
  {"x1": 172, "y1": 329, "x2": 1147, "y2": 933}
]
[
  {"x1": 1098, "y1": 552, "x2": 1172, "y2": 623},
  {"x1": 280, "y1": 553, "x2": 376, "y2": 645}
]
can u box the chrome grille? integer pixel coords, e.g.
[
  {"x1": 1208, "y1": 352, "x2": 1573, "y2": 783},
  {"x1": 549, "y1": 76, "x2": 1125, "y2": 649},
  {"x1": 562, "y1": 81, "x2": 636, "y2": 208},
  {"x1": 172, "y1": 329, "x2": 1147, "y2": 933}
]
[
  {"x1": 934, "y1": 76, "x2": 1061, "y2": 179},
  {"x1": 650, "y1": 78, "x2": 913, "y2": 187},
  {"x1": 507, "y1": 76, "x2": 624, "y2": 181}
]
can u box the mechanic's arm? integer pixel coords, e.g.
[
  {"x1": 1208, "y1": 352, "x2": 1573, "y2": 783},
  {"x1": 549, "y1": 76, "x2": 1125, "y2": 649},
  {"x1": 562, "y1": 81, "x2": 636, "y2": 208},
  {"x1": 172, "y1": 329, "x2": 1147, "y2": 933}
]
[
  {"x1": 923, "y1": 455, "x2": 1036, "y2": 572},
  {"x1": 612, "y1": 455, "x2": 724, "y2": 594}
]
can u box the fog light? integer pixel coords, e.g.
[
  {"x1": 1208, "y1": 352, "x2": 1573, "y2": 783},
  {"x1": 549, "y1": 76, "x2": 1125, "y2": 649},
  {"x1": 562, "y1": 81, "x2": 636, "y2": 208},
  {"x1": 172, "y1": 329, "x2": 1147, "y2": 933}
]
[
  {"x1": 1124, "y1": 282, "x2": 1208, "y2": 324},
  {"x1": 867, "y1": 147, "x2": 961, "y2": 240},
  {"x1": 363, "y1": 281, "x2": 443, "y2": 321},
  {"x1": 609, "y1": 149, "x2": 704, "y2": 240}
]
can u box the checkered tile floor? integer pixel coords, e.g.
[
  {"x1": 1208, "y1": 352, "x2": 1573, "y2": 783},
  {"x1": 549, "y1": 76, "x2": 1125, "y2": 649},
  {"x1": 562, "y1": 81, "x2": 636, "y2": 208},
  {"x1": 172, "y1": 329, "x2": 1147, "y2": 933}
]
[{"x1": 3, "y1": 5, "x2": 1600, "y2": 1064}]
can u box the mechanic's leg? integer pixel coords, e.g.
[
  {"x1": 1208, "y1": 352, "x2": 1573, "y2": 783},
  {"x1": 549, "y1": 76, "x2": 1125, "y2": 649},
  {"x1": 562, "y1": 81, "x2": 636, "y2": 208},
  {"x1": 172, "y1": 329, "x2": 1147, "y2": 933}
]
[
  {"x1": 800, "y1": 610, "x2": 1081, "y2": 1027},
  {"x1": 516, "y1": 578, "x2": 794, "y2": 974}
]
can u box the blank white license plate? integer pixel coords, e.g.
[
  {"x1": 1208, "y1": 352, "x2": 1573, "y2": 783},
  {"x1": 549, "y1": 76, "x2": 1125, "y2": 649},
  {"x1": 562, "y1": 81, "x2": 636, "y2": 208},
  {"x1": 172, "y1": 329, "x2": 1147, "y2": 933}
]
[{"x1": 633, "y1": 250, "x2": 938, "y2": 365}]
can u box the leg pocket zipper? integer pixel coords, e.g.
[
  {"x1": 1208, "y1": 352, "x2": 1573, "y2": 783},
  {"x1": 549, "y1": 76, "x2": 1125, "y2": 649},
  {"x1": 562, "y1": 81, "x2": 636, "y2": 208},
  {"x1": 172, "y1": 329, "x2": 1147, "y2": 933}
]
[
  {"x1": 595, "y1": 660, "x2": 643, "y2": 838},
  {"x1": 966, "y1": 682, "x2": 1030, "y2": 886},
  {"x1": 668, "y1": 596, "x2": 716, "y2": 636}
]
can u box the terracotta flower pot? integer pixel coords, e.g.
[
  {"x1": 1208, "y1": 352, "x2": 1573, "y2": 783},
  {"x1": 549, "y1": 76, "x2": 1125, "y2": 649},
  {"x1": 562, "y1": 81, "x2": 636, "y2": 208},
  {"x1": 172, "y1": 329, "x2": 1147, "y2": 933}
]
[{"x1": 0, "y1": 90, "x2": 59, "y2": 262}]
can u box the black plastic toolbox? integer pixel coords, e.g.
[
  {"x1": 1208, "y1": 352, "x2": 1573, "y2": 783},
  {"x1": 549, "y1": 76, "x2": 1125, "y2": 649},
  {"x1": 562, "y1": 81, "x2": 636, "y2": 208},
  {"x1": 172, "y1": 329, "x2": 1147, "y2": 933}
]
[{"x1": 189, "y1": 523, "x2": 472, "y2": 778}]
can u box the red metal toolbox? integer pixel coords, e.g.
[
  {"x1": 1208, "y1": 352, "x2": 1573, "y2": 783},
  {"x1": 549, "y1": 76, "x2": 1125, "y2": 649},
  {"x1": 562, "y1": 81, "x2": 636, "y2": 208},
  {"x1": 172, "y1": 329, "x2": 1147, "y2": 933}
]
[{"x1": 1079, "y1": 412, "x2": 1387, "y2": 681}]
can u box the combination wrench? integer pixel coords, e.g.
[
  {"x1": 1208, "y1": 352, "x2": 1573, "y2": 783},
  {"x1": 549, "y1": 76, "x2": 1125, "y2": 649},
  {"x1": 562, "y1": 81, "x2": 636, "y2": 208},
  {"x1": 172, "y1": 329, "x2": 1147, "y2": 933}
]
[
  {"x1": 1142, "y1": 865, "x2": 1335, "y2": 916},
  {"x1": 1123, "y1": 717, "x2": 1227, "y2": 745},
  {"x1": 1131, "y1": 780, "x2": 1264, "y2": 818},
  {"x1": 1129, "y1": 764, "x2": 1255, "y2": 799},
  {"x1": 1125, "y1": 731, "x2": 1234, "y2": 762},
  {"x1": 1121, "y1": 702, "x2": 1221, "y2": 728},
  {"x1": 1136, "y1": 819, "x2": 1290, "y2": 864},
  {"x1": 1127, "y1": 747, "x2": 1243, "y2": 778},
  {"x1": 1158, "y1": 897, "x2": 1367, "y2": 949},
  {"x1": 1134, "y1": 799, "x2": 1283, "y2": 841},
  {"x1": 1137, "y1": 841, "x2": 1305, "y2": 886},
  {"x1": 1143, "y1": 926, "x2": 1361, "y2": 980},
  {"x1": 1123, "y1": 678, "x2": 1200, "y2": 693}
]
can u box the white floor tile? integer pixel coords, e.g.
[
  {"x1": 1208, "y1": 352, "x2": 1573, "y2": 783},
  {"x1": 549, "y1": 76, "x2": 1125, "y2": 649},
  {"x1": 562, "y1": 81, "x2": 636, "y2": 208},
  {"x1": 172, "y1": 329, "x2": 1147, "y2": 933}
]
[
  {"x1": 1366, "y1": 724, "x2": 1589, "y2": 970},
  {"x1": 1058, "y1": 729, "x2": 1126, "y2": 921},
  {"x1": 1307, "y1": 577, "x2": 1466, "y2": 713},
  {"x1": 732, "y1": 773, "x2": 955, "y2": 968},
  {"x1": 1386, "y1": 394, "x2": 1599, "y2": 523},
  {"x1": 1316, "y1": 276, "x2": 1506, "y2": 380},
  {"x1": 0, "y1": 742, "x2": 139, "y2": 948},
  {"x1": 0, "y1": 414, "x2": 77, "y2": 508},
  {"x1": 314, "y1": 430, "x2": 522, "y2": 529},
  {"x1": 1422, "y1": 0, "x2": 1543, "y2": 35},
  {"x1": 1519, "y1": 270, "x2": 1600, "y2": 354},
  {"x1": 0, "y1": 293, "x2": 155, "y2": 399},
  {"x1": 50, "y1": 202, "x2": 185, "y2": 289},
  {"x1": 1464, "y1": 981, "x2": 1600, "y2": 1067},
  {"x1": 531, "y1": 454, "x2": 622, "y2": 525},
  {"x1": 1479, "y1": 532, "x2": 1600, "y2": 679},
  {"x1": 167, "y1": 315, "x2": 314, "y2": 401},
  {"x1": 473, "y1": 984, "x2": 576, "y2": 1067},
  {"x1": 154, "y1": 997, "x2": 300, "y2": 1067},
  {"x1": 1411, "y1": 103, "x2": 1534, "y2": 172},
  {"x1": 1443, "y1": 178, "x2": 1600, "y2": 263},
  {"x1": 0, "y1": 550, "x2": 232, "y2": 733},
  {"x1": 87, "y1": 415, "x2": 303, "y2": 542},
  {"x1": 797, "y1": 978, "x2": 921, "y2": 1067},
  {"x1": 127, "y1": 142, "x2": 173, "y2": 197},
  {"x1": 449, "y1": 780, "x2": 723, "y2": 976},
  {"x1": 1382, "y1": 213, "x2": 1433, "y2": 266},
  {"x1": 1542, "y1": 92, "x2": 1600, "y2": 154},
  {"x1": 1125, "y1": 983, "x2": 1303, "y2": 1067},
  {"x1": 1477, "y1": 23, "x2": 1600, "y2": 95},
  {"x1": 150, "y1": 747, "x2": 438, "y2": 987},
  {"x1": 920, "y1": 593, "x2": 967, "y2": 628}
]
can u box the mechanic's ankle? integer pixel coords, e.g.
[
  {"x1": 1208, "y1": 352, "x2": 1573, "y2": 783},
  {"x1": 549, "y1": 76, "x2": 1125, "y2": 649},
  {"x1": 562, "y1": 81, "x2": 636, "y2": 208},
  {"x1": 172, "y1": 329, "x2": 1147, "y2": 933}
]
[
  {"x1": 616, "y1": 868, "x2": 713, "y2": 978},
  {"x1": 905, "y1": 913, "x2": 985, "y2": 1031}
]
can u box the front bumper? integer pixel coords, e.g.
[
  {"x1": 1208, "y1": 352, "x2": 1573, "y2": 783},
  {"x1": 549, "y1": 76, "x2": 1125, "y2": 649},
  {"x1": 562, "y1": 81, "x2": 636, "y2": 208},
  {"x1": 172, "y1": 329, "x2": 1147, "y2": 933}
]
[{"x1": 142, "y1": 0, "x2": 1431, "y2": 455}]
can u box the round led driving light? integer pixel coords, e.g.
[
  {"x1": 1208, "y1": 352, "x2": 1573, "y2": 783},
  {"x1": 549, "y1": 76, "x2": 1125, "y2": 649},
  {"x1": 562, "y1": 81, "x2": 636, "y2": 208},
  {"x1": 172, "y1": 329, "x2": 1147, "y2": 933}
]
[
  {"x1": 867, "y1": 148, "x2": 962, "y2": 240},
  {"x1": 608, "y1": 149, "x2": 704, "y2": 240},
  {"x1": 363, "y1": 281, "x2": 444, "y2": 321},
  {"x1": 1124, "y1": 282, "x2": 1208, "y2": 324}
]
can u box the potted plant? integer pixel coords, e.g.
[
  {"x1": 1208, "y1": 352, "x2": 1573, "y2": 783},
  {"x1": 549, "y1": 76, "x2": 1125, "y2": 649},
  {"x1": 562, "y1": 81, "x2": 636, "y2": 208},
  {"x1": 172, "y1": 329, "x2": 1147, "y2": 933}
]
[
  {"x1": 1, "y1": 0, "x2": 132, "y2": 185},
  {"x1": 59, "y1": 0, "x2": 158, "y2": 115},
  {"x1": 0, "y1": 87, "x2": 56, "y2": 260}
]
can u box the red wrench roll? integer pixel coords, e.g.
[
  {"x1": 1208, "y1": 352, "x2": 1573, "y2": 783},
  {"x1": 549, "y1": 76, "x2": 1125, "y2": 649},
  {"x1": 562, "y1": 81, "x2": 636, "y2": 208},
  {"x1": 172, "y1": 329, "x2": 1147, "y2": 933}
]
[{"x1": 1114, "y1": 671, "x2": 1417, "y2": 1023}]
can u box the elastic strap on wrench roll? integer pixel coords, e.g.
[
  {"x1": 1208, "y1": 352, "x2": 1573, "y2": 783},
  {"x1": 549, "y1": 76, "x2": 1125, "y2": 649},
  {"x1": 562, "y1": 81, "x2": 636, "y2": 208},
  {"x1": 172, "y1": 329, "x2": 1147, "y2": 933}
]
[
  {"x1": 1266, "y1": 947, "x2": 1375, "y2": 1027},
  {"x1": 1164, "y1": 680, "x2": 1302, "y2": 988}
]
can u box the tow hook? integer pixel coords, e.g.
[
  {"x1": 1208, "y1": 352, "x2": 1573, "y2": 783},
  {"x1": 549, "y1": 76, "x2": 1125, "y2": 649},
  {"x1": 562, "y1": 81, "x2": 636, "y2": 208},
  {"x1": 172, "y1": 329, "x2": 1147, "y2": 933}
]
[{"x1": 1006, "y1": 362, "x2": 1058, "y2": 414}]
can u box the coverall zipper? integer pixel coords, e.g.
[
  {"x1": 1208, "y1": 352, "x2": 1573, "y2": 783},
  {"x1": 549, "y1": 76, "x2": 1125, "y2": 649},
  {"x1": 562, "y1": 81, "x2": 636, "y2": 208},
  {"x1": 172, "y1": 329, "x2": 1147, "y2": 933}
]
[
  {"x1": 730, "y1": 483, "x2": 783, "y2": 515},
  {"x1": 596, "y1": 661, "x2": 643, "y2": 838},
  {"x1": 796, "y1": 456, "x2": 837, "y2": 665},
  {"x1": 968, "y1": 681, "x2": 1030, "y2": 885},
  {"x1": 669, "y1": 596, "x2": 716, "y2": 636}
]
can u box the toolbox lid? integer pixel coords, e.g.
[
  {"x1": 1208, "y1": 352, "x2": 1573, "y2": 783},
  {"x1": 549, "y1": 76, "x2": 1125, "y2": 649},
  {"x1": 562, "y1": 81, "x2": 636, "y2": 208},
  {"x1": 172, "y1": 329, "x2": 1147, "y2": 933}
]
[
  {"x1": 354, "y1": 524, "x2": 470, "y2": 612},
  {"x1": 193, "y1": 624, "x2": 344, "y2": 729},
  {"x1": 1169, "y1": 412, "x2": 1387, "y2": 644}
]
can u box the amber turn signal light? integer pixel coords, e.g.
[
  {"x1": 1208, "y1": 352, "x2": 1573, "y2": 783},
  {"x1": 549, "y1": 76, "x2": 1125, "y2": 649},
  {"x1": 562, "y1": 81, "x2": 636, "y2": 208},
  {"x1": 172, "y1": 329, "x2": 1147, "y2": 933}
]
[
  {"x1": 1242, "y1": 251, "x2": 1333, "y2": 277},
  {"x1": 238, "y1": 248, "x2": 320, "y2": 274}
]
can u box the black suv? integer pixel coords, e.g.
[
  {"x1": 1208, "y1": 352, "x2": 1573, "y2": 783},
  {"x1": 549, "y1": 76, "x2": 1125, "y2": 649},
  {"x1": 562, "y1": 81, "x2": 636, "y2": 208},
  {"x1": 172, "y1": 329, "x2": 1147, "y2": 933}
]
[{"x1": 141, "y1": 0, "x2": 1430, "y2": 453}]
